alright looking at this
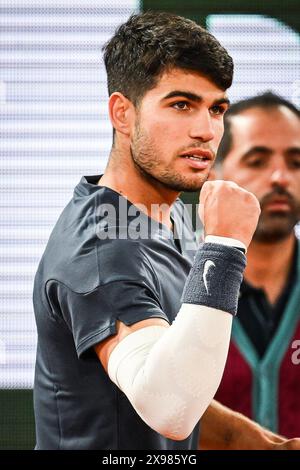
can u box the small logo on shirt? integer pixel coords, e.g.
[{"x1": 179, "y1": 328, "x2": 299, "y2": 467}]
[{"x1": 203, "y1": 260, "x2": 216, "y2": 295}]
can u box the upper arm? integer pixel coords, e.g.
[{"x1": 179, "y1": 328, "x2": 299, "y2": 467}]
[
  {"x1": 94, "y1": 317, "x2": 169, "y2": 372},
  {"x1": 58, "y1": 239, "x2": 169, "y2": 360}
]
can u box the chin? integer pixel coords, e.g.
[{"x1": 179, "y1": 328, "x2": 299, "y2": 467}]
[
  {"x1": 254, "y1": 219, "x2": 296, "y2": 243},
  {"x1": 160, "y1": 172, "x2": 208, "y2": 193},
  {"x1": 180, "y1": 178, "x2": 208, "y2": 192},
  {"x1": 179, "y1": 184, "x2": 203, "y2": 193},
  {"x1": 166, "y1": 181, "x2": 205, "y2": 192}
]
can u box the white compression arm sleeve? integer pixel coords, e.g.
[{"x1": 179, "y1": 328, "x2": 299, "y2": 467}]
[
  {"x1": 108, "y1": 242, "x2": 246, "y2": 439},
  {"x1": 108, "y1": 304, "x2": 232, "y2": 440}
]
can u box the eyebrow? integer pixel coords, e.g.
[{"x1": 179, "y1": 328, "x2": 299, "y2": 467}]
[
  {"x1": 241, "y1": 146, "x2": 272, "y2": 161},
  {"x1": 286, "y1": 147, "x2": 300, "y2": 156},
  {"x1": 162, "y1": 90, "x2": 230, "y2": 106},
  {"x1": 241, "y1": 146, "x2": 300, "y2": 161}
]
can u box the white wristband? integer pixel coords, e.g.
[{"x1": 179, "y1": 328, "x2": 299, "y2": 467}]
[{"x1": 204, "y1": 235, "x2": 247, "y2": 253}]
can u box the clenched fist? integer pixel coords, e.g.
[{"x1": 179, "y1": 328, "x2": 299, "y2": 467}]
[{"x1": 199, "y1": 180, "x2": 261, "y2": 249}]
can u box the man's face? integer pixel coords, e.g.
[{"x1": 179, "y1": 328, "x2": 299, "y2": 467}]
[
  {"x1": 129, "y1": 68, "x2": 229, "y2": 192},
  {"x1": 221, "y1": 106, "x2": 300, "y2": 242}
]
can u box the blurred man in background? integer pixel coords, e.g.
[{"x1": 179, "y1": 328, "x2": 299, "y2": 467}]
[{"x1": 214, "y1": 92, "x2": 300, "y2": 438}]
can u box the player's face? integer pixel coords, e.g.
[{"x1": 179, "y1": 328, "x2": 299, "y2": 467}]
[
  {"x1": 130, "y1": 68, "x2": 229, "y2": 192},
  {"x1": 221, "y1": 107, "x2": 300, "y2": 242}
]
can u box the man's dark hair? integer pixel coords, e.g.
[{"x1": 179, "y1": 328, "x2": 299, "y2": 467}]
[
  {"x1": 217, "y1": 92, "x2": 300, "y2": 160},
  {"x1": 103, "y1": 11, "x2": 233, "y2": 106}
]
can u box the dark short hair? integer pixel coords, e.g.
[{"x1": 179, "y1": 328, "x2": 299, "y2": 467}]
[
  {"x1": 217, "y1": 92, "x2": 300, "y2": 160},
  {"x1": 103, "y1": 11, "x2": 233, "y2": 106}
]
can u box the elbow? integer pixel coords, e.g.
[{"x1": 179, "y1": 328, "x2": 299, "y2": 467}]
[
  {"x1": 151, "y1": 398, "x2": 214, "y2": 441},
  {"x1": 156, "y1": 420, "x2": 197, "y2": 442},
  {"x1": 133, "y1": 396, "x2": 198, "y2": 441},
  {"x1": 130, "y1": 366, "x2": 222, "y2": 441},
  {"x1": 163, "y1": 428, "x2": 194, "y2": 441},
  {"x1": 149, "y1": 422, "x2": 193, "y2": 442},
  {"x1": 161, "y1": 431, "x2": 190, "y2": 441}
]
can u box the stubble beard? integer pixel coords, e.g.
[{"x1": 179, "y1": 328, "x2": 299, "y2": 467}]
[
  {"x1": 253, "y1": 213, "x2": 299, "y2": 243},
  {"x1": 253, "y1": 188, "x2": 300, "y2": 243},
  {"x1": 130, "y1": 123, "x2": 209, "y2": 192}
]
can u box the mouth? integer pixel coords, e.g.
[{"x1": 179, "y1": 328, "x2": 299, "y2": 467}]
[
  {"x1": 180, "y1": 149, "x2": 213, "y2": 160},
  {"x1": 180, "y1": 150, "x2": 213, "y2": 170},
  {"x1": 264, "y1": 198, "x2": 292, "y2": 212}
]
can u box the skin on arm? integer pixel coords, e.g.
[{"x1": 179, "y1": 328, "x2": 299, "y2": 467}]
[
  {"x1": 94, "y1": 317, "x2": 169, "y2": 372},
  {"x1": 200, "y1": 400, "x2": 300, "y2": 450}
]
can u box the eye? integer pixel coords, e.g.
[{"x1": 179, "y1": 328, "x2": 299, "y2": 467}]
[
  {"x1": 172, "y1": 101, "x2": 190, "y2": 111},
  {"x1": 210, "y1": 105, "x2": 227, "y2": 116},
  {"x1": 290, "y1": 159, "x2": 300, "y2": 169},
  {"x1": 245, "y1": 158, "x2": 265, "y2": 168}
]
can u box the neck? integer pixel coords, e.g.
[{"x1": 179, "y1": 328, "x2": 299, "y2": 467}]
[
  {"x1": 245, "y1": 233, "x2": 296, "y2": 304},
  {"x1": 98, "y1": 146, "x2": 180, "y2": 230}
]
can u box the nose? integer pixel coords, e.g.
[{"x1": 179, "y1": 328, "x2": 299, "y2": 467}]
[
  {"x1": 270, "y1": 164, "x2": 291, "y2": 189},
  {"x1": 189, "y1": 110, "x2": 215, "y2": 142}
]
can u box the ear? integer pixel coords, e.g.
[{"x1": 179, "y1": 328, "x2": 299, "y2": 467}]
[{"x1": 108, "y1": 92, "x2": 135, "y2": 137}]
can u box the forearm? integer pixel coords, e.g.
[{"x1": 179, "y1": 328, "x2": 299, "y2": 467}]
[
  {"x1": 109, "y1": 305, "x2": 233, "y2": 440},
  {"x1": 199, "y1": 400, "x2": 284, "y2": 450},
  {"x1": 108, "y1": 244, "x2": 245, "y2": 439}
]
